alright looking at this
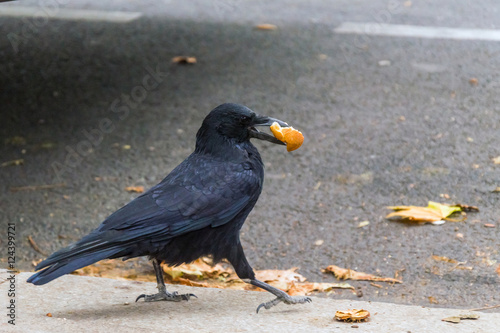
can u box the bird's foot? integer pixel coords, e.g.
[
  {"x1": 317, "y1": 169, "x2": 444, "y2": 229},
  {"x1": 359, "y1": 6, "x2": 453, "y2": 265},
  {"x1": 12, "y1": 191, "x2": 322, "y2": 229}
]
[
  {"x1": 256, "y1": 294, "x2": 312, "y2": 313},
  {"x1": 135, "y1": 290, "x2": 197, "y2": 303}
]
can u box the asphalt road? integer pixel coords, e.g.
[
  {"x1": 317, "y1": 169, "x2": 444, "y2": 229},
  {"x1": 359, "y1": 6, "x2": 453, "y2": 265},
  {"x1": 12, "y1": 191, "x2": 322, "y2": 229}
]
[{"x1": 1, "y1": 0, "x2": 499, "y2": 309}]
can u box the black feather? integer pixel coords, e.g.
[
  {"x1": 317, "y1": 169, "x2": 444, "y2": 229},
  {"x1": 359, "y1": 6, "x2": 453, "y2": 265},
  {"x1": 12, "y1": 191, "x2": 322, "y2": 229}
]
[{"x1": 28, "y1": 103, "x2": 270, "y2": 285}]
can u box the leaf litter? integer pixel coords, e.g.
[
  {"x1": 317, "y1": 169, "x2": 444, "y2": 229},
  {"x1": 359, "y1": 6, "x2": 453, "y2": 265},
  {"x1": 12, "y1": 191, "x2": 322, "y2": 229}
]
[{"x1": 71, "y1": 257, "x2": 354, "y2": 296}]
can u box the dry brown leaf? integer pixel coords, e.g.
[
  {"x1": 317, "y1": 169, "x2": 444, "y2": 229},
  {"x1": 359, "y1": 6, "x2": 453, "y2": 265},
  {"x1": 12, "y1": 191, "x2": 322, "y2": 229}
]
[
  {"x1": 428, "y1": 296, "x2": 439, "y2": 304},
  {"x1": 163, "y1": 258, "x2": 233, "y2": 280},
  {"x1": 335, "y1": 309, "x2": 370, "y2": 322},
  {"x1": 125, "y1": 186, "x2": 144, "y2": 193},
  {"x1": 72, "y1": 258, "x2": 156, "y2": 282},
  {"x1": 323, "y1": 265, "x2": 402, "y2": 283},
  {"x1": 171, "y1": 56, "x2": 197, "y2": 64},
  {"x1": 432, "y1": 255, "x2": 458, "y2": 264},
  {"x1": 174, "y1": 277, "x2": 210, "y2": 288},
  {"x1": 287, "y1": 282, "x2": 354, "y2": 296},
  {"x1": 256, "y1": 267, "x2": 306, "y2": 283},
  {"x1": 255, "y1": 23, "x2": 277, "y2": 30}
]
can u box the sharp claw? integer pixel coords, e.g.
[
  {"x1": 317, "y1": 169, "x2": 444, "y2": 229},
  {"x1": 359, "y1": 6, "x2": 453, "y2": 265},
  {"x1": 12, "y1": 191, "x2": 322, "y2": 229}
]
[
  {"x1": 256, "y1": 303, "x2": 265, "y2": 314},
  {"x1": 136, "y1": 291, "x2": 196, "y2": 302}
]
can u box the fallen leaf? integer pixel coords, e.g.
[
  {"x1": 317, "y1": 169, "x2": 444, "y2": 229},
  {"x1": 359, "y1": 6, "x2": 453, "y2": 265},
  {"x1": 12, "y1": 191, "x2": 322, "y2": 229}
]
[
  {"x1": 1, "y1": 159, "x2": 24, "y2": 167},
  {"x1": 335, "y1": 309, "x2": 370, "y2": 322},
  {"x1": 432, "y1": 255, "x2": 458, "y2": 264},
  {"x1": 256, "y1": 267, "x2": 307, "y2": 284},
  {"x1": 493, "y1": 156, "x2": 500, "y2": 164},
  {"x1": 171, "y1": 56, "x2": 197, "y2": 64},
  {"x1": 46, "y1": 313, "x2": 52, "y2": 317},
  {"x1": 459, "y1": 313, "x2": 480, "y2": 319},
  {"x1": 163, "y1": 258, "x2": 233, "y2": 281},
  {"x1": 428, "y1": 296, "x2": 439, "y2": 304},
  {"x1": 287, "y1": 281, "x2": 353, "y2": 296},
  {"x1": 442, "y1": 312, "x2": 479, "y2": 323},
  {"x1": 357, "y1": 221, "x2": 370, "y2": 228},
  {"x1": 492, "y1": 187, "x2": 500, "y2": 193},
  {"x1": 125, "y1": 186, "x2": 145, "y2": 193},
  {"x1": 442, "y1": 316, "x2": 461, "y2": 323},
  {"x1": 255, "y1": 23, "x2": 277, "y2": 30},
  {"x1": 323, "y1": 265, "x2": 402, "y2": 283},
  {"x1": 175, "y1": 277, "x2": 209, "y2": 288},
  {"x1": 386, "y1": 201, "x2": 464, "y2": 224}
]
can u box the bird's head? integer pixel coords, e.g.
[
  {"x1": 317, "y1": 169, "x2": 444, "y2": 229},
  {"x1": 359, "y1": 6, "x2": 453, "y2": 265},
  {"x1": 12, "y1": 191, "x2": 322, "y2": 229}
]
[{"x1": 195, "y1": 103, "x2": 289, "y2": 154}]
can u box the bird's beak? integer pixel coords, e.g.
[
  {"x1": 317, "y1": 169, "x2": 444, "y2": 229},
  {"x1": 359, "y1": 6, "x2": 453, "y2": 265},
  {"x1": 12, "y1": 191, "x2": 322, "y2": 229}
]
[{"x1": 248, "y1": 115, "x2": 289, "y2": 145}]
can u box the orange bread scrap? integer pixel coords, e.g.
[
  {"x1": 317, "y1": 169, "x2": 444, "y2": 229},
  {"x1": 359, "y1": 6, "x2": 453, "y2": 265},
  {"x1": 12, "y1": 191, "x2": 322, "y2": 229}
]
[{"x1": 270, "y1": 122, "x2": 304, "y2": 152}]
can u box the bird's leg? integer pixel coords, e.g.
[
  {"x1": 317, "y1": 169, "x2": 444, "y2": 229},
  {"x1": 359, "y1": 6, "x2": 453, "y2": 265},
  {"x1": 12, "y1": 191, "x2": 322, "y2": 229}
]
[
  {"x1": 135, "y1": 259, "x2": 196, "y2": 302},
  {"x1": 250, "y1": 279, "x2": 312, "y2": 313},
  {"x1": 228, "y1": 242, "x2": 311, "y2": 313}
]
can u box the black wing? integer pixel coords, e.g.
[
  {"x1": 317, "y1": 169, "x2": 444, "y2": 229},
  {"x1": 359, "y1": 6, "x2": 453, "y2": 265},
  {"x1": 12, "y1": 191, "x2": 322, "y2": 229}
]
[{"x1": 28, "y1": 154, "x2": 262, "y2": 284}]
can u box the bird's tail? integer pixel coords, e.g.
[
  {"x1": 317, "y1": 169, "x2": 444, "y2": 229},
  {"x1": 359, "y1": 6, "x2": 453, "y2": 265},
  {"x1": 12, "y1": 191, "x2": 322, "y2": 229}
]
[{"x1": 27, "y1": 232, "x2": 128, "y2": 285}]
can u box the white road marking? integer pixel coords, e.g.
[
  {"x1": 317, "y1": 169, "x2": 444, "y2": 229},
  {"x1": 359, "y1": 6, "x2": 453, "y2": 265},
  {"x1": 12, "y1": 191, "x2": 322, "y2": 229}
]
[
  {"x1": 0, "y1": 6, "x2": 142, "y2": 23},
  {"x1": 335, "y1": 22, "x2": 500, "y2": 42}
]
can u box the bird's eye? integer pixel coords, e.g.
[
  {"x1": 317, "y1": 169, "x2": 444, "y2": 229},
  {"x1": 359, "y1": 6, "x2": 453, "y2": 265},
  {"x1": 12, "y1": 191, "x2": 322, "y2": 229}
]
[{"x1": 240, "y1": 115, "x2": 251, "y2": 123}]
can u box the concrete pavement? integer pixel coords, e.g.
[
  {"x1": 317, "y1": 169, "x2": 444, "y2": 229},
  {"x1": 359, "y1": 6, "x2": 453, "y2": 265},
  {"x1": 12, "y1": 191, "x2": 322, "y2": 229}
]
[
  {"x1": 1, "y1": 270, "x2": 498, "y2": 332},
  {"x1": 1, "y1": 0, "x2": 499, "y2": 311}
]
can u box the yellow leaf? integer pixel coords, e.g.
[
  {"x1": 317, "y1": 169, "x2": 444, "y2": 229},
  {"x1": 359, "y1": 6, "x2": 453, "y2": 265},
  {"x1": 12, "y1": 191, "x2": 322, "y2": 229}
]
[
  {"x1": 428, "y1": 201, "x2": 461, "y2": 218},
  {"x1": 386, "y1": 201, "x2": 463, "y2": 224},
  {"x1": 386, "y1": 206, "x2": 444, "y2": 223}
]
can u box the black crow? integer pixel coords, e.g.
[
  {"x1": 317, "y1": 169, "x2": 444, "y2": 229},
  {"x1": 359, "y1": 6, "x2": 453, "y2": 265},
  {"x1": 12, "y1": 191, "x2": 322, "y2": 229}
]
[{"x1": 27, "y1": 103, "x2": 311, "y2": 312}]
